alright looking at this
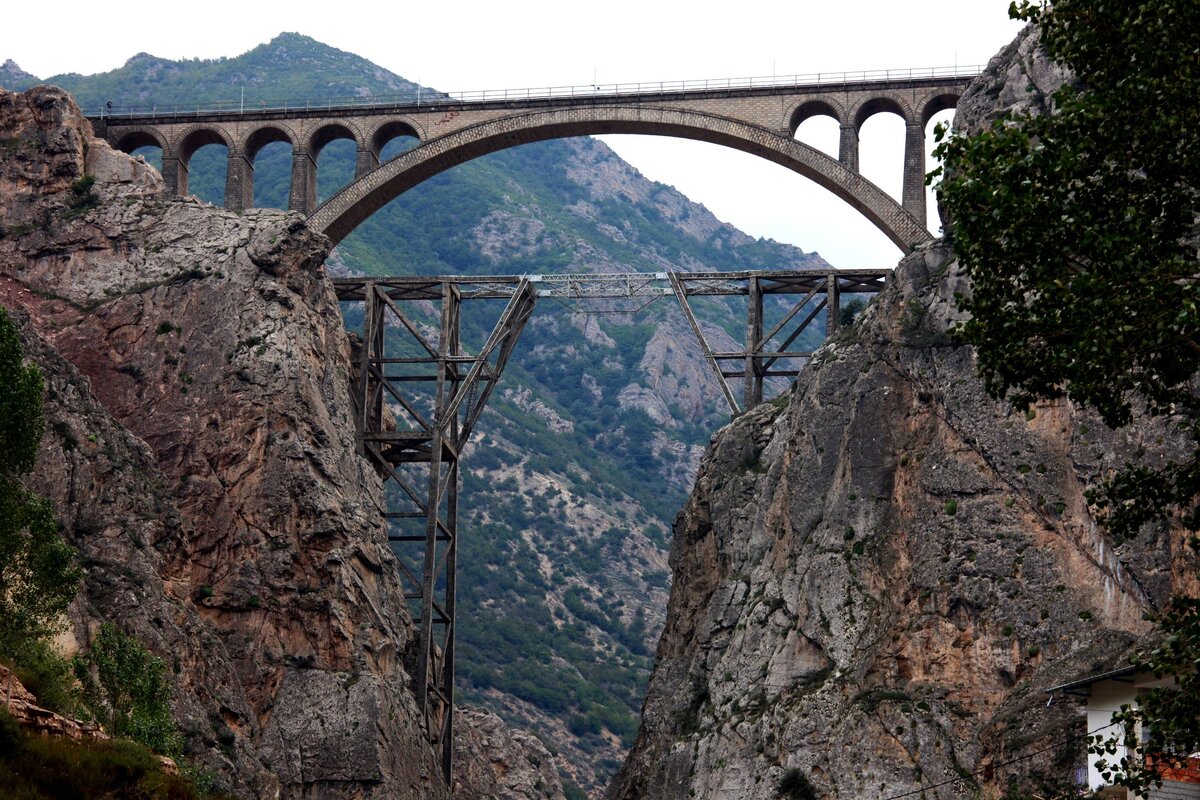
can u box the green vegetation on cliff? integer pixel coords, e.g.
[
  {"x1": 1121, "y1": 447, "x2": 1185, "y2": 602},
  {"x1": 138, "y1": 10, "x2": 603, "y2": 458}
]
[
  {"x1": 936, "y1": 1, "x2": 1200, "y2": 793},
  {"x1": 0, "y1": 306, "x2": 79, "y2": 679}
]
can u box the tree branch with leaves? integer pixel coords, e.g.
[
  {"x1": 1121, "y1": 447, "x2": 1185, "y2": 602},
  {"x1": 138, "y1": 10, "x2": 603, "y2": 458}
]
[
  {"x1": 0, "y1": 306, "x2": 79, "y2": 663},
  {"x1": 932, "y1": 0, "x2": 1200, "y2": 793}
]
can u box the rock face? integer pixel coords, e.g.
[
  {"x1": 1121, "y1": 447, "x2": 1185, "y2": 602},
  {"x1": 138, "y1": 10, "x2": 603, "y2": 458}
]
[
  {"x1": 609, "y1": 31, "x2": 1197, "y2": 800},
  {"x1": 0, "y1": 85, "x2": 445, "y2": 798},
  {"x1": 453, "y1": 707, "x2": 567, "y2": 800},
  {"x1": 1, "y1": 664, "x2": 107, "y2": 742},
  {"x1": 951, "y1": 24, "x2": 1071, "y2": 135}
]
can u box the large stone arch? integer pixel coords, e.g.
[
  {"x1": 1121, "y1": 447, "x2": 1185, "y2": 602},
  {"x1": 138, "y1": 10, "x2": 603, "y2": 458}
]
[{"x1": 308, "y1": 106, "x2": 932, "y2": 250}]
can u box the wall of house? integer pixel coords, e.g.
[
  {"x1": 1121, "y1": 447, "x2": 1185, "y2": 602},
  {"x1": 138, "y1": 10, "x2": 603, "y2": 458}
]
[
  {"x1": 1151, "y1": 780, "x2": 1200, "y2": 800},
  {"x1": 1087, "y1": 681, "x2": 1138, "y2": 792}
]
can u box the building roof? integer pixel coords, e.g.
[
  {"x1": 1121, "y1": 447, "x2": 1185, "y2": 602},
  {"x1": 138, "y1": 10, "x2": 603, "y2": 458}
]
[{"x1": 1046, "y1": 666, "x2": 1138, "y2": 696}]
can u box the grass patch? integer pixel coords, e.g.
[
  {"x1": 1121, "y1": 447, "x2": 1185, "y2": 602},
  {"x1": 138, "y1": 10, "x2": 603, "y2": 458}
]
[{"x1": 0, "y1": 716, "x2": 225, "y2": 799}]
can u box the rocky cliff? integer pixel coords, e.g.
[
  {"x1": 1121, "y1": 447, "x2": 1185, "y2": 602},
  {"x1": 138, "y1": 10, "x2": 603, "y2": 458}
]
[
  {"x1": 1, "y1": 39, "x2": 835, "y2": 793},
  {"x1": 0, "y1": 85, "x2": 562, "y2": 799},
  {"x1": 453, "y1": 707, "x2": 567, "y2": 800},
  {"x1": 610, "y1": 27, "x2": 1198, "y2": 800}
]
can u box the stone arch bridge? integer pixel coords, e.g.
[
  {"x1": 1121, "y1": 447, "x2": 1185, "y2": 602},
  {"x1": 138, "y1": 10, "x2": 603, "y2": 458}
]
[
  {"x1": 91, "y1": 68, "x2": 975, "y2": 251},
  {"x1": 88, "y1": 69, "x2": 974, "y2": 785}
]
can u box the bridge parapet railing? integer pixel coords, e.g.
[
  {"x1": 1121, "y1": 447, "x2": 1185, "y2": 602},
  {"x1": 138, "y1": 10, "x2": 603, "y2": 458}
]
[{"x1": 90, "y1": 64, "x2": 983, "y2": 120}]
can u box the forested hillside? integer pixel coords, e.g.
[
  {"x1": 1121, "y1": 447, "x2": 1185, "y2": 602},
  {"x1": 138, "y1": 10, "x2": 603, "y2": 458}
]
[{"x1": 1, "y1": 33, "x2": 841, "y2": 795}]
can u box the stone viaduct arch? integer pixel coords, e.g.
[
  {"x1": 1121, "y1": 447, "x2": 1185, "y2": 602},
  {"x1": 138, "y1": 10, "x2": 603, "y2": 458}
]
[
  {"x1": 95, "y1": 73, "x2": 974, "y2": 253},
  {"x1": 309, "y1": 105, "x2": 932, "y2": 250},
  {"x1": 238, "y1": 125, "x2": 294, "y2": 210}
]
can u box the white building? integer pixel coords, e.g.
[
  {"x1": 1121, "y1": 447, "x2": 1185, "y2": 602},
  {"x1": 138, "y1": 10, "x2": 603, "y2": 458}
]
[{"x1": 1049, "y1": 668, "x2": 1200, "y2": 799}]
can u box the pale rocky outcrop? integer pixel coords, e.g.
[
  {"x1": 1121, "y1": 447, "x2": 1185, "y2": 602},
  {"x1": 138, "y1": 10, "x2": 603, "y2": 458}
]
[
  {"x1": 0, "y1": 664, "x2": 107, "y2": 742},
  {"x1": 635, "y1": 315, "x2": 740, "y2": 426},
  {"x1": 951, "y1": 24, "x2": 1072, "y2": 135},
  {"x1": 503, "y1": 386, "x2": 575, "y2": 433},
  {"x1": 454, "y1": 707, "x2": 567, "y2": 800}
]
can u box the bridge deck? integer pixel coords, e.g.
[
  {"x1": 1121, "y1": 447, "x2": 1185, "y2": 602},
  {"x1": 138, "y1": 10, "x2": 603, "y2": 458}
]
[
  {"x1": 86, "y1": 67, "x2": 979, "y2": 123},
  {"x1": 332, "y1": 269, "x2": 890, "y2": 300}
]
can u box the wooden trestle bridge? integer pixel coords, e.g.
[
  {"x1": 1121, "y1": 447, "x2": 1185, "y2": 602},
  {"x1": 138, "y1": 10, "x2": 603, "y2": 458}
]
[{"x1": 331, "y1": 267, "x2": 887, "y2": 782}]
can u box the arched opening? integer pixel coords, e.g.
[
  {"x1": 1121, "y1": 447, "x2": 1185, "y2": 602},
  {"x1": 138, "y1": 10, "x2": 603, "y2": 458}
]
[
  {"x1": 327, "y1": 116, "x2": 908, "y2": 789},
  {"x1": 922, "y1": 94, "x2": 961, "y2": 234},
  {"x1": 115, "y1": 130, "x2": 164, "y2": 173},
  {"x1": 178, "y1": 128, "x2": 229, "y2": 206},
  {"x1": 371, "y1": 120, "x2": 421, "y2": 166},
  {"x1": 790, "y1": 101, "x2": 841, "y2": 161},
  {"x1": 855, "y1": 99, "x2": 908, "y2": 204},
  {"x1": 245, "y1": 126, "x2": 294, "y2": 210},
  {"x1": 310, "y1": 124, "x2": 359, "y2": 205}
]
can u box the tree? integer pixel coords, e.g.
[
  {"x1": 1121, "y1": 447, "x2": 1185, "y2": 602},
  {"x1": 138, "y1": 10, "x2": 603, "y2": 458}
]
[
  {"x1": 838, "y1": 297, "x2": 867, "y2": 328},
  {"x1": 933, "y1": 0, "x2": 1199, "y2": 793},
  {"x1": 74, "y1": 623, "x2": 180, "y2": 756},
  {"x1": 0, "y1": 306, "x2": 79, "y2": 660}
]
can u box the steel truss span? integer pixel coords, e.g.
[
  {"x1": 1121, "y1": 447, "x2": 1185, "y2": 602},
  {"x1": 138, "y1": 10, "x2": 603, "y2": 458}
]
[{"x1": 332, "y1": 267, "x2": 886, "y2": 783}]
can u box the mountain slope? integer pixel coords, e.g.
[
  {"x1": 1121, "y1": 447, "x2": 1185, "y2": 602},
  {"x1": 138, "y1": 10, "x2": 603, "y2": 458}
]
[{"x1": 1, "y1": 35, "x2": 839, "y2": 795}]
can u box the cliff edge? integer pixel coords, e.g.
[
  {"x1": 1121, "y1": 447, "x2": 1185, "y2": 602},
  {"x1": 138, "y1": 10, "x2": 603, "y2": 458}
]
[
  {"x1": 0, "y1": 84, "x2": 561, "y2": 800},
  {"x1": 610, "y1": 27, "x2": 1196, "y2": 800}
]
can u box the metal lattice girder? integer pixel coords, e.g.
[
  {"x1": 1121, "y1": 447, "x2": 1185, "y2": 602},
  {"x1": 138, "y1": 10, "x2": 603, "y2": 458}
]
[
  {"x1": 335, "y1": 277, "x2": 537, "y2": 786},
  {"x1": 330, "y1": 267, "x2": 887, "y2": 785},
  {"x1": 334, "y1": 269, "x2": 887, "y2": 301},
  {"x1": 665, "y1": 270, "x2": 888, "y2": 415}
]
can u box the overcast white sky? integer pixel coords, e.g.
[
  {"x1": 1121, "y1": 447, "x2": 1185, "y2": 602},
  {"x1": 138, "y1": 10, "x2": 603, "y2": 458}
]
[{"x1": 3, "y1": 1, "x2": 1024, "y2": 267}]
